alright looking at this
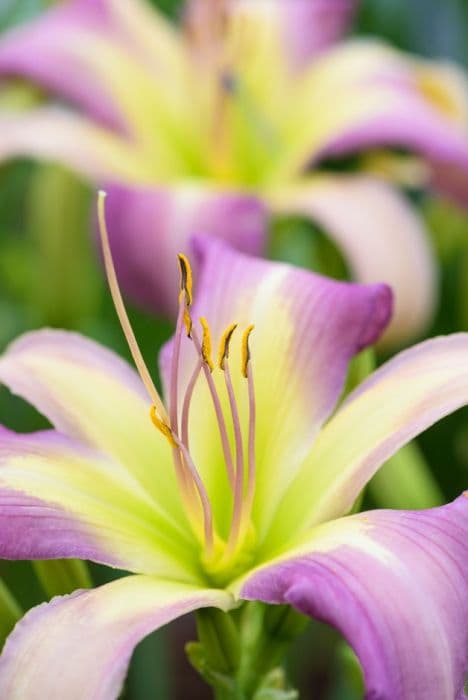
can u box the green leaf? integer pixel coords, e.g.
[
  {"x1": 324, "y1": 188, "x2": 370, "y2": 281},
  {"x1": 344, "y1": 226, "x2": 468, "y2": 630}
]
[
  {"x1": 0, "y1": 578, "x2": 22, "y2": 646},
  {"x1": 26, "y1": 164, "x2": 102, "y2": 328},
  {"x1": 369, "y1": 440, "x2": 443, "y2": 510},
  {"x1": 33, "y1": 559, "x2": 92, "y2": 599}
]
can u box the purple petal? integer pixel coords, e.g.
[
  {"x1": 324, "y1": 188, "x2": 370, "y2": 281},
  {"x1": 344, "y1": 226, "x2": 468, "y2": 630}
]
[
  {"x1": 0, "y1": 428, "x2": 196, "y2": 579},
  {"x1": 242, "y1": 495, "x2": 468, "y2": 700},
  {"x1": 103, "y1": 182, "x2": 268, "y2": 316},
  {"x1": 272, "y1": 175, "x2": 437, "y2": 348},
  {"x1": 313, "y1": 47, "x2": 468, "y2": 207},
  {"x1": 160, "y1": 238, "x2": 392, "y2": 536},
  {"x1": 281, "y1": 0, "x2": 357, "y2": 67},
  {"x1": 0, "y1": 0, "x2": 119, "y2": 127},
  {"x1": 0, "y1": 0, "x2": 184, "y2": 133},
  {"x1": 0, "y1": 575, "x2": 232, "y2": 699},
  {"x1": 234, "y1": 0, "x2": 356, "y2": 69}
]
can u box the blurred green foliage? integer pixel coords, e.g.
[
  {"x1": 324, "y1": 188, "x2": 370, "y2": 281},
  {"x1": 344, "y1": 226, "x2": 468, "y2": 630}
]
[{"x1": 0, "y1": 0, "x2": 467, "y2": 698}]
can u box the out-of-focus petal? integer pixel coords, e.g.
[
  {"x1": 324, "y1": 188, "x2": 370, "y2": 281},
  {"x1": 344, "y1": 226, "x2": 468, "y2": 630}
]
[
  {"x1": 270, "y1": 334, "x2": 468, "y2": 543},
  {"x1": 104, "y1": 182, "x2": 268, "y2": 316},
  {"x1": 0, "y1": 575, "x2": 233, "y2": 699},
  {"x1": 0, "y1": 329, "x2": 183, "y2": 523},
  {"x1": 273, "y1": 41, "x2": 468, "y2": 206},
  {"x1": 0, "y1": 0, "x2": 186, "y2": 127},
  {"x1": 161, "y1": 238, "x2": 391, "y2": 536},
  {"x1": 241, "y1": 496, "x2": 468, "y2": 700},
  {"x1": 0, "y1": 0, "x2": 200, "y2": 174},
  {"x1": 270, "y1": 175, "x2": 437, "y2": 348},
  {"x1": 0, "y1": 428, "x2": 197, "y2": 579},
  {"x1": 0, "y1": 0, "x2": 118, "y2": 125},
  {"x1": 0, "y1": 107, "x2": 156, "y2": 182},
  {"x1": 229, "y1": 0, "x2": 356, "y2": 69}
]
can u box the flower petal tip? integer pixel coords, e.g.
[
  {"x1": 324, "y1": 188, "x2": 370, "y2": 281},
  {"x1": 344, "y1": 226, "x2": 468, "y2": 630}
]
[{"x1": 355, "y1": 282, "x2": 393, "y2": 352}]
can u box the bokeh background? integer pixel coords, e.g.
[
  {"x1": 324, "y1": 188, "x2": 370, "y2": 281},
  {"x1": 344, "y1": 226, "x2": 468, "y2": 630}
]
[{"x1": 0, "y1": 1, "x2": 467, "y2": 698}]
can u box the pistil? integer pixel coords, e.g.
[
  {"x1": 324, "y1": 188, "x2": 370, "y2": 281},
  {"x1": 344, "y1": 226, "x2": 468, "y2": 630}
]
[
  {"x1": 98, "y1": 191, "x2": 258, "y2": 573},
  {"x1": 98, "y1": 192, "x2": 214, "y2": 555}
]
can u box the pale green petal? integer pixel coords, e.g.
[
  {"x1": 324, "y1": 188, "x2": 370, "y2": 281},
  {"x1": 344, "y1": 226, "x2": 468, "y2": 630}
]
[
  {"x1": 0, "y1": 329, "x2": 184, "y2": 524},
  {"x1": 0, "y1": 429, "x2": 197, "y2": 579},
  {"x1": 0, "y1": 107, "x2": 157, "y2": 182},
  {"x1": 0, "y1": 575, "x2": 233, "y2": 699},
  {"x1": 266, "y1": 335, "x2": 468, "y2": 548}
]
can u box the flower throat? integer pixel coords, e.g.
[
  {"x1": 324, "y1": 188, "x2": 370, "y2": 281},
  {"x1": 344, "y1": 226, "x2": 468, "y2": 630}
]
[{"x1": 98, "y1": 192, "x2": 257, "y2": 579}]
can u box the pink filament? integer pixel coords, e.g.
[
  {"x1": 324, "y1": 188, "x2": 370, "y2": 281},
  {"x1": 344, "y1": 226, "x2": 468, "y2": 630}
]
[
  {"x1": 224, "y1": 359, "x2": 246, "y2": 552},
  {"x1": 191, "y1": 328, "x2": 236, "y2": 489},
  {"x1": 225, "y1": 359, "x2": 256, "y2": 555},
  {"x1": 244, "y1": 362, "x2": 257, "y2": 523},
  {"x1": 173, "y1": 435, "x2": 214, "y2": 555},
  {"x1": 169, "y1": 301, "x2": 185, "y2": 435},
  {"x1": 181, "y1": 359, "x2": 203, "y2": 451},
  {"x1": 169, "y1": 303, "x2": 215, "y2": 553}
]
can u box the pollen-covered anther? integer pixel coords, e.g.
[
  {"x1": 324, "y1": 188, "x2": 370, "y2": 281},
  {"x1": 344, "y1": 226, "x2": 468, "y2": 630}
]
[
  {"x1": 241, "y1": 325, "x2": 255, "y2": 378},
  {"x1": 177, "y1": 253, "x2": 193, "y2": 307},
  {"x1": 149, "y1": 405, "x2": 177, "y2": 448},
  {"x1": 218, "y1": 323, "x2": 238, "y2": 370},
  {"x1": 177, "y1": 254, "x2": 193, "y2": 336},
  {"x1": 199, "y1": 317, "x2": 215, "y2": 372}
]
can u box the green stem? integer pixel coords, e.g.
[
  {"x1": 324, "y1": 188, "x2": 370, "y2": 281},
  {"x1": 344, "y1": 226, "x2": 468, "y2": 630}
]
[{"x1": 188, "y1": 604, "x2": 303, "y2": 699}]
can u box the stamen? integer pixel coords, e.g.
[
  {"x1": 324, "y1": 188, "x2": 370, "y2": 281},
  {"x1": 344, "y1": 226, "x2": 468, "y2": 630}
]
[
  {"x1": 97, "y1": 192, "x2": 168, "y2": 423},
  {"x1": 243, "y1": 357, "x2": 257, "y2": 530},
  {"x1": 223, "y1": 355, "x2": 245, "y2": 555},
  {"x1": 241, "y1": 324, "x2": 255, "y2": 378},
  {"x1": 99, "y1": 201, "x2": 214, "y2": 556},
  {"x1": 226, "y1": 326, "x2": 256, "y2": 556},
  {"x1": 177, "y1": 254, "x2": 194, "y2": 336},
  {"x1": 200, "y1": 317, "x2": 215, "y2": 372},
  {"x1": 183, "y1": 308, "x2": 193, "y2": 338},
  {"x1": 191, "y1": 327, "x2": 236, "y2": 488},
  {"x1": 173, "y1": 435, "x2": 215, "y2": 555},
  {"x1": 150, "y1": 405, "x2": 176, "y2": 448},
  {"x1": 152, "y1": 398, "x2": 210, "y2": 550},
  {"x1": 218, "y1": 323, "x2": 238, "y2": 370},
  {"x1": 218, "y1": 323, "x2": 244, "y2": 491},
  {"x1": 177, "y1": 253, "x2": 193, "y2": 307},
  {"x1": 181, "y1": 359, "x2": 203, "y2": 450},
  {"x1": 169, "y1": 301, "x2": 185, "y2": 436}
]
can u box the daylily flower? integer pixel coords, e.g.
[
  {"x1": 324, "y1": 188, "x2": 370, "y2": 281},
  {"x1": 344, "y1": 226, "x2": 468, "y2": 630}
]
[
  {"x1": 0, "y1": 197, "x2": 467, "y2": 698},
  {"x1": 1, "y1": 0, "x2": 468, "y2": 346}
]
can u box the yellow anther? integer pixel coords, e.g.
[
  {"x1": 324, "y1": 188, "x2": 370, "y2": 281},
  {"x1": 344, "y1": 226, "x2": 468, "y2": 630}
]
[
  {"x1": 177, "y1": 253, "x2": 193, "y2": 307},
  {"x1": 241, "y1": 325, "x2": 255, "y2": 378},
  {"x1": 218, "y1": 323, "x2": 238, "y2": 370},
  {"x1": 183, "y1": 307, "x2": 193, "y2": 337},
  {"x1": 149, "y1": 405, "x2": 177, "y2": 448},
  {"x1": 199, "y1": 317, "x2": 214, "y2": 372}
]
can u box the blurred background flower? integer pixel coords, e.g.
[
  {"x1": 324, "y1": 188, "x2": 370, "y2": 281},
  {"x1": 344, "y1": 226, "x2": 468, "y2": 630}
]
[
  {"x1": 0, "y1": 1, "x2": 467, "y2": 699},
  {"x1": 0, "y1": 0, "x2": 468, "y2": 348}
]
